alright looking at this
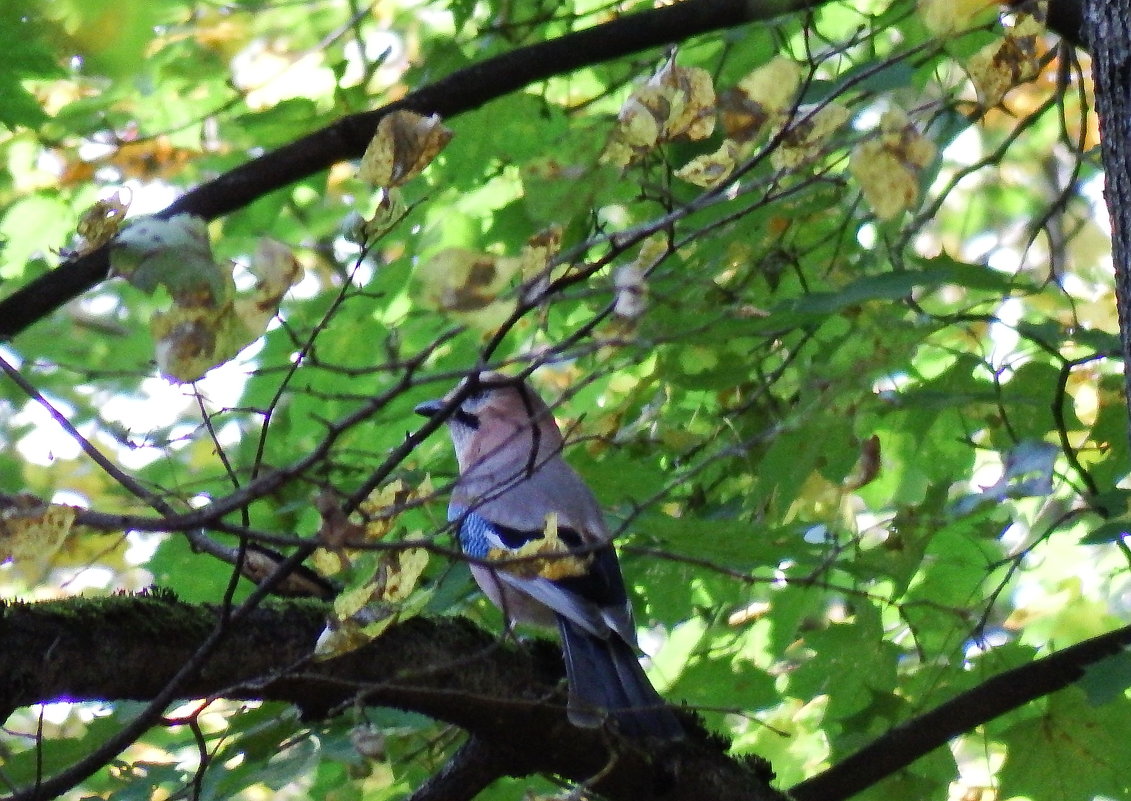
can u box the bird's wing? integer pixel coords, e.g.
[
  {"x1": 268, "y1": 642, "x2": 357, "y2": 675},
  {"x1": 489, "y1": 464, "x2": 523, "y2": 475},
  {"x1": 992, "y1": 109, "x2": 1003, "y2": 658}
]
[{"x1": 452, "y1": 506, "x2": 634, "y2": 640}]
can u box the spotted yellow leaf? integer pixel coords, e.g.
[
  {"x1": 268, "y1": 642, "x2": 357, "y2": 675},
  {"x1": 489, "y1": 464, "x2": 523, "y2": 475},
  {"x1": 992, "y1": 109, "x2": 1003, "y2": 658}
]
[
  {"x1": 489, "y1": 513, "x2": 592, "y2": 581},
  {"x1": 966, "y1": 14, "x2": 1044, "y2": 107},
  {"x1": 605, "y1": 56, "x2": 717, "y2": 167},
  {"x1": 675, "y1": 139, "x2": 742, "y2": 187},
  {"x1": 378, "y1": 537, "x2": 429, "y2": 602},
  {"x1": 359, "y1": 110, "x2": 453, "y2": 187},
  {"x1": 0, "y1": 502, "x2": 76, "y2": 576},
  {"x1": 850, "y1": 108, "x2": 937, "y2": 219},
  {"x1": 415, "y1": 247, "x2": 519, "y2": 329},
  {"x1": 772, "y1": 103, "x2": 850, "y2": 170},
  {"x1": 232, "y1": 239, "x2": 302, "y2": 335},
  {"x1": 719, "y1": 57, "x2": 804, "y2": 144}
]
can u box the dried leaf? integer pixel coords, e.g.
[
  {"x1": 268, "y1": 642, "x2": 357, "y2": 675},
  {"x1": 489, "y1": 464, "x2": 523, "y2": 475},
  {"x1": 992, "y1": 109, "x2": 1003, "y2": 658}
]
[
  {"x1": 73, "y1": 190, "x2": 131, "y2": 255},
  {"x1": 729, "y1": 56, "x2": 803, "y2": 140},
  {"x1": 966, "y1": 15, "x2": 1044, "y2": 107},
  {"x1": 605, "y1": 56, "x2": 717, "y2": 166},
  {"x1": 0, "y1": 501, "x2": 75, "y2": 574},
  {"x1": 232, "y1": 239, "x2": 302, "y2": 334},
  {"x1": 652, "y1": 59, "x2": 716, "y2": 141},
  {"x1": 849, "y1": 108, "x2": 937, "y2": 219},
  {"x1": 114, "y1": 219, "x2": 300, "y2": 381},
  {"x1": 843, "y1": 435, "x2": 882, "y2": 490},
  {"x1": 674, "y1": 139, "x2": 742, "y2": 187},
  {"x1": 416, "y1": 247, "x2": 518, "y2": 329},
  {"x1": 772, "y1": 103, "x2": 850, "y2": 170},
  {"x1": 359, "y1": 111, "x2": 453, "y2": 187}
]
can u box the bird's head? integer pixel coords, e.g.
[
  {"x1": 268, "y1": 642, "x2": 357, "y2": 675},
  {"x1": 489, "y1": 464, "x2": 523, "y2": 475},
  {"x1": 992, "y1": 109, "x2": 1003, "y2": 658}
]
[{"x1": 415, "y1": 371, "x2": 565, "y2": 473}]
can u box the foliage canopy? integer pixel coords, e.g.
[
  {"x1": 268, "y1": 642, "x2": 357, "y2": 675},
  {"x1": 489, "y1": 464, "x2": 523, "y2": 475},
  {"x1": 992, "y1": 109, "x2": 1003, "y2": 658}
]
[{"x1": 1, "y1": 1, "x2": 1129, "y2": 800}]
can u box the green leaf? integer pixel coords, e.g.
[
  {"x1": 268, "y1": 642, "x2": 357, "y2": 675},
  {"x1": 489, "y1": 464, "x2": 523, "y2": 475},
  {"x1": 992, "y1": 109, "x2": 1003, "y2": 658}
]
[
  {"x1": 999, "y1": 689, "x2": 1131, "y2": 801},
  {"x1": 1079, "y1": 648, "x2": 1131, "y2": 705}
]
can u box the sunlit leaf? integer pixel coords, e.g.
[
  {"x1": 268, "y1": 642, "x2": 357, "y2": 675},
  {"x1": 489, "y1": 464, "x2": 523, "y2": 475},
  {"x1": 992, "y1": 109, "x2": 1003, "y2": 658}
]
[
  {"x1": 359, "y1": 110, "x2": 453, "y2": 187},
  {"x1": 0, "y1": 499, "x2": 76, "y2": 575},
  {"x1": 849, "y1": 108, "x2": 936, "y2": 219}
]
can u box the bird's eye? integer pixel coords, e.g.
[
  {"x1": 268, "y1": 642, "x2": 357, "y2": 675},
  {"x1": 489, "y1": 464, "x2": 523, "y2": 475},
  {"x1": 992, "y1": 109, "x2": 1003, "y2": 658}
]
[{"x1": 452, "y1": 408, "x2": 480, "y2": 429}]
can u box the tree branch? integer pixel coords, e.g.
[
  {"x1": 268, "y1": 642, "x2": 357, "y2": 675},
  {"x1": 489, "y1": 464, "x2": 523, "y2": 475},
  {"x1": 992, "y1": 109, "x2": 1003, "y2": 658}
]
[
  {"x1": 6, "y1": 593, "x2": 1130, "y2": 801},
  {"x1": 788, "y1": 621, "x2": 1131, "y2": 801},
  {"x1": 0, "y1": 594, "x2": 784, "y2": 801},
  {"x1": 0, "y1": 0, "x2": 817, "y2": 341},
  {"x1": 407, "y1": 738, "x2": 515, "y2": 801}
]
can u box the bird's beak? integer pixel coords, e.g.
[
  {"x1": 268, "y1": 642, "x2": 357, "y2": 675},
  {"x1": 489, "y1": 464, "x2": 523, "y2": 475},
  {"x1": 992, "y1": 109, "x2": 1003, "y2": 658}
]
[{"x1": 414, "y1": 399, "x2": 443, "y2": 418}]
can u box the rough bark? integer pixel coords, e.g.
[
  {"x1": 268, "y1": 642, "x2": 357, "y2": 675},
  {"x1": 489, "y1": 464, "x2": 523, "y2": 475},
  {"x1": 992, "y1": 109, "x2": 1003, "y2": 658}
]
[
  {"x1": 0, "y1": 594, "x2": 783, "y2": 801},
  {"x1": 1085, "y1": 0, "x2": 1131, "y2": 456},
  {"x1": 4, "y1": 594, "x2": 1131, "y2": 801}
]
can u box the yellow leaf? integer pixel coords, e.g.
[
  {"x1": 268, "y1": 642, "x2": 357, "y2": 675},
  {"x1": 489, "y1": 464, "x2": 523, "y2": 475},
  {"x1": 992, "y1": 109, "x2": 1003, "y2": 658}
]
[
  {"x1": 849, "y1": 108, "x2": 936, "y2": 220},
  {"x1": 966, "y1": 15, "x2": 1044, "y2": 108},
  {"x1": 151, "y1": 305, "x2": 229, "y2": 382},
  {"x1": 605, "y1": 56, "x2": 717, "y2": 166},
  {"x1": 364, "y1": 188, "x2": 408, "y2": 242},
  {"x1": 771, "y1": 103, "x2": 850, "y2": 170},
  {"x1": 518, "y1": 226, "x2": 561, "y2": 281},
  {"x1": 379, "y1": 539, "x2": 429, "y2": 602},
  {"x1": 74, "y1": 190, "x2": 131, "y2": 255},
  {"x1": 918, "y1": 0, "x2": 996, "y2": 37},
  {"x1": 233, "y1": 239, "x2": 302, "y2": 334},
  {"x1": 613, "y1": 234, "x2": 667, "y2": 321},
  {"x1": 618, "y1": 90, "x2": 665, "y2": 148},
  {"x1": 674, "y1": 139, "x2": 742, "y2": 187},
  {"x1": 850, "y1": 144, "x2": 919, "y2": 220},
  {"x1": 652, "y1": 60, "x2": 716, "y2": 141},
  {"x1": 334, "y1": 579, "x2": 379, "y2": 620},
  {"x1": 736, "y1": 56, "x2": 802, "y2": 120},
  {"x1": 0, "y1": 502, "x2": 76, "y2": 577},
  {"x1": 359, "y1": 111, "x2": 453, "y2": 187},
  {"x1": 489, "y1": 513, "x2": 592, "y2": 581},
  {"x1": 415, "y1": 247, "x2": 518, "y2": 329},
  {"x1": 314, "y1": 619, "x2": 374, "y2": 660}
]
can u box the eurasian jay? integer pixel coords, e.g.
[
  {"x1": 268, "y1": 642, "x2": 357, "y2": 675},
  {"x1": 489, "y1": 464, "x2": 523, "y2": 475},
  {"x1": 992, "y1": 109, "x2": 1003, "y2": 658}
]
[{"x1": 415, "y1": 372, "x2": 683, "y2": 739}]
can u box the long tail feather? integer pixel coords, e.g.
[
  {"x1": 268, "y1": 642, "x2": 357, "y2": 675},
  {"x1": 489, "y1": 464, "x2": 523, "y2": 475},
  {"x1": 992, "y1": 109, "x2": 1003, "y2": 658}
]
[{"x1": 558, "y1": 617, "x2": 684, "y2": 739}]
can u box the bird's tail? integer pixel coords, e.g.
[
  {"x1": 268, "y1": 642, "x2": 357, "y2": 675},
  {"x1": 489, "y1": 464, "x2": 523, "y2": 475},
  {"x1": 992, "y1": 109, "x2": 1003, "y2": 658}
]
[{"x1": 557, "y1": 617, "x2": 684, "y2": 739}]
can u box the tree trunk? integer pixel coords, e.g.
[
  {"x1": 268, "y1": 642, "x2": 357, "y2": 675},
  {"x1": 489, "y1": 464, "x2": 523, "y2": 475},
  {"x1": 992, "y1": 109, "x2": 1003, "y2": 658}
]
[{"x1": 1086, "y1": 0, "x2": 1131, "y2": 451}]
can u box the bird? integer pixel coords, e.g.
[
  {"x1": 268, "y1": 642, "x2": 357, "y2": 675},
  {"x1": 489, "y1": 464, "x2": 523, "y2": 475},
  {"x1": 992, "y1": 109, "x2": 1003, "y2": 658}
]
[{"x1": 415, "y1": 371, "x2": 683, "y2": 739}]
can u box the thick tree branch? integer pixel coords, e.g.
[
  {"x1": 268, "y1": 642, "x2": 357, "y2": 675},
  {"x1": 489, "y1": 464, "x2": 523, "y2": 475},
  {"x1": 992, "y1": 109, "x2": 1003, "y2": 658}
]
[
  {"x1": 789, "y1": 621, "x2": 1131, "y2": 801},
  {"x1": 0, "y1": 0, "x2": 816, "y2": 340},
  {"x1": 407, "y1": 738, "x2": 517, "y2": 801},
  {"x1": 5, "y1": 594, "x2": 1130, "y2": 801},
  {"x1": 0, "y1": 595, "x2": 783, "y2": 801}
]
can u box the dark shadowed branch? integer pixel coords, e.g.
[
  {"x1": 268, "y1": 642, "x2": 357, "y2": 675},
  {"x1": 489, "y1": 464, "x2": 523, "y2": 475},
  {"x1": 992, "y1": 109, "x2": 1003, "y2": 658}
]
[{"x1": 3, "y1": 594, "x2": 1130, "y2": 801}]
